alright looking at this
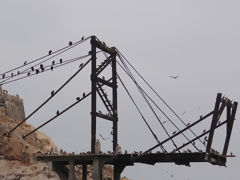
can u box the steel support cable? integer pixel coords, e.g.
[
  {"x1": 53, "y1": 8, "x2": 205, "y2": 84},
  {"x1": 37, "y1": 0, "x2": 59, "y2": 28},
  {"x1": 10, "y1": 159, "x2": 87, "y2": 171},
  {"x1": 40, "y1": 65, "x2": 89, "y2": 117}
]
[
  {"x1": 117, "y1": 62, "x2": 200, "y2": 151},
  {"x1": 118, "y1": 55, "x2": 179, "y2": 151},
  {"x1": 0, "y1": 51, "x2": 102, "y2": 86},
  {"x1": 0, "y1": 36, "x2": 91, "y2": 77},
  {"x1": 174, "y1": 118, "x2": 228, "y2": 152},
  {"x1": 116, "y1": 50, "x2": 206, "y2": 147},
  {"x1": 117, "y1": 73, "x2": 166, "y2": 153},
  {"x1": 0, "y1": 40, "x2": 90, "y2": 83},
  {"x1": 102, "y1": 52, "x2": 166, "y2": 152},
  {"x1": 144, "y1": 111, "x2": 214, "y2": 154},
  {"x1": 22, "y1": 77, "x2": 113, "y2": 139},
  {"x1": 5, "y1": 58, "x2": 92, "y2": 136},
  {"x1": 0, "y1": 54, "x2": 92, "y2": 86}
]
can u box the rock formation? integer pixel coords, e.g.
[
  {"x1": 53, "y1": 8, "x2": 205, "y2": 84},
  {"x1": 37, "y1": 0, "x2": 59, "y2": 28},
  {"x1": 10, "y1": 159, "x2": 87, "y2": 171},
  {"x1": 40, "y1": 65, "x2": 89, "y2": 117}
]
[{"x1": 0, "y1": 88, "x2": 131, "y2": 180}]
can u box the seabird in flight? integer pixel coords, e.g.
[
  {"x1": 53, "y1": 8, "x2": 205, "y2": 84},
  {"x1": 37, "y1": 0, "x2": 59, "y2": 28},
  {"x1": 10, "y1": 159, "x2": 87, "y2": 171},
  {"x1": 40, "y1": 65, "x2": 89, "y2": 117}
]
[{"x1": 169, "y1": 75, "x2": 179, "y2": 79}]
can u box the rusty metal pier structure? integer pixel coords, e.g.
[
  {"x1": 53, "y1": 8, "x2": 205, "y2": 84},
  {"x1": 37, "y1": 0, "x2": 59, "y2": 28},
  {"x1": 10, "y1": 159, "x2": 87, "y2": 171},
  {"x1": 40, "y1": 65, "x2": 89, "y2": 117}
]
[
  {"x1": 37, "y1": 91, "x2": 237, "y2": 180},
  {"x1": 3, "y1": 36, "x2": 238, "y2": 180}
]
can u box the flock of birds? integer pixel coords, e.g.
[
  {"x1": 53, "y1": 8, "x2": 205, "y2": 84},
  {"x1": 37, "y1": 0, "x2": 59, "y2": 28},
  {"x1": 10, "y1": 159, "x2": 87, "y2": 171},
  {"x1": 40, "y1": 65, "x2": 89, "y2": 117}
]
[{"x1": 1, "y1": 36, "x2": 85, "y2": 81}]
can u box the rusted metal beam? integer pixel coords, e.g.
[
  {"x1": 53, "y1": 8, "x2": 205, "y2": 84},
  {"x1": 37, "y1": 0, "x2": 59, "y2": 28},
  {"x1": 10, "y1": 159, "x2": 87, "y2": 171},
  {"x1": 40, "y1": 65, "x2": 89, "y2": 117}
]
[
  {"x1": 91, "y1": 36, "x2": 97, "y2": 153},
  {"x1": 96, "y1": 77, "x2": 115, "y2": 88},
  {"x1": 206, "y1": 93, "x2": 222, "y2": 153},
  {"x1": 112, "y1": 54, "x2": 118, "y2": 153},
  {"x1": 222, "y1": 102, "x2": 238, "y2": 156},
  {"x1": 95, "y1": 112, "x2": 115, "y2": 122},
  {"x1": 91, "y1": 36, "x2": 116, "y2": 55}
]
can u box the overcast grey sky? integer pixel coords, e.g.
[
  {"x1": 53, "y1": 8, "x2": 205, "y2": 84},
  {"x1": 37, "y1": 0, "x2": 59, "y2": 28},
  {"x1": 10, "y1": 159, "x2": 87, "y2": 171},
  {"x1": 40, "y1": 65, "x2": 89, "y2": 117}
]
[{"x1": 0, "y1": 1, "x2": 240, "y2": 179}]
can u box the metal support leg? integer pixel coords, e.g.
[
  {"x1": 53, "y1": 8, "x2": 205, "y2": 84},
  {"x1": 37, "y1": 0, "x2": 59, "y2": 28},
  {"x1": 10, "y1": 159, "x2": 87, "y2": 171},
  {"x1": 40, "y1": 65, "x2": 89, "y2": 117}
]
[
  {"x1": 93, "y1": 158, "x2": 105, "y2": 180},
  {"x1": 82, "y1": 164, "x2": 87, "y2": 180},
  {"x1": 114, "y1": 164, "x2": 125, "y2": 180},
  {"x1": 69, "y1": 159, "x2": 75, "y2": 180}
]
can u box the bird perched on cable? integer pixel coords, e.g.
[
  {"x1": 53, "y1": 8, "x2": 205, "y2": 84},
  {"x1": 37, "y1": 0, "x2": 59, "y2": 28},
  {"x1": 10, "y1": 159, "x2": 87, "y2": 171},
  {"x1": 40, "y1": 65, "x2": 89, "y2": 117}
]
[
  {"x1": 52, "y1": 61, "x2": 55, "y2": 65},
  {"x1": 51, "y1": 90, "x2": 54, "y2": 96},
  {"x1": 31, "y1": 67, "x2": 34, "y2": 71},
  {"x1": 24, "y1": 61, "x2": 27, "y2": 65},
  {"x1": 83, "y1": 93, "x2": 86, "y2": 97},
  {"x1": 79, "y1": 63, "x2": 84, "y2": 68},
  {"x1": 50, "y1": 66, "x2": 54, "y2": 71},
  {"x1": 169, "y1": 75, "x2": 179, "y2": 79},
  {"x1": 59, "y1": 59, "x2": 63, "y2": 64},
  {"x1": 27, "y1": 72, "x2": 30, "y2": 76},
  {"x1": 48, "y1": 50, "x2": 52, "y2": 55},
  {"x1": 76, "y1": 97, "x2": 80, "y2": 101},
  {"x1": 81, "y1": 36, "x2": 85, "y2": 40},
  {"x1": 36, "y1": 69, "x2": 39, "y2": 74},
  {"x1": 172, "y1": 131, "x2": 177, "y2": 135},
  {"x1": 40, "y1": 64, "x2": 44, "y2": 70},
  {"x1": 17, "y1": 71, "x2": 20, "y2": 75},
  {"x1": 2, "y1": 74, "x2": 5, "y2": 79},
  {"x1": 11, "y1": 73, "x2": 13, "y2": 77},
  {"x1": 56, "y1": 110, "x2": 60, "y2": 115},
  {"x1": 69, "y1": 41, "x2": 73, "y2": 46}
]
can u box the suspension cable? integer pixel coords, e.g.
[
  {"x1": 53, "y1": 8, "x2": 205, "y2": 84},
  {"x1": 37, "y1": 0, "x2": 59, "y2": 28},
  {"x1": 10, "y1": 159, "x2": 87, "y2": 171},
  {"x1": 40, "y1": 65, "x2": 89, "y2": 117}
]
[
  {"x1": 23, "y1": 77, "x2": 113, "y2": 139},
  {"x1": 5, "y1": 58, "x2": 91, "y2": 136},
  {"x1": 0, "y1": 36, "x2": 90, "y2": 77},
  {"x1": 118, "y1": 54, "x2": 180, "y2": 151},
  {"x1": 117, "y1": 61, "x2": 200, "y2": 151},
  {"x1": 116, "y1": 50, "x2": 206, "y2": 147}
]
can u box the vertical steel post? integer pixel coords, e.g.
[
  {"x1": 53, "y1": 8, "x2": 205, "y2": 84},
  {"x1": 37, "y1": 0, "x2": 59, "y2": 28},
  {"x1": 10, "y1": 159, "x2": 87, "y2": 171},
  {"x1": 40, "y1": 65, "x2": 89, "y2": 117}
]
[
  {"x1": 222, "y1": 102, "x2": 238, "y2": 156},
  {"x1": 112, "y1": 53, "x2": 118, "y2": 153},
  {"x1": 91, "y1": 36, "x2": 97, "y2": 153},
  {"x1": 206, "y1": 93, "x2": 222, "y2": 153},
  {"x1": 82, "y1": 164, "x2": 87, "y2": 180}
]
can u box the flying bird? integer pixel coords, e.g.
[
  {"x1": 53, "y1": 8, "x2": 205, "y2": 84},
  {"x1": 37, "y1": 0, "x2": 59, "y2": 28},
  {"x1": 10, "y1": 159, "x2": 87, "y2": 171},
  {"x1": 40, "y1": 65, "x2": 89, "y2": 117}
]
[
  {"x1": 100, "y1": 134, "x2": 109, "y2": 141},
  {"x1": 169, "y1": 75, "x2": 179, "y2": 79},
  {"x1": 69, "y1": 41, "x2": 72, "y2": 46},
  {"x1": 48, "y1": 50, "x2": 52, "y2": 55},
  {"x1": 162, "y1": 120, "x2": 168, "y2": 124},
  {"x1": 182, "y1": 111, "x2": 186, "y2": 115}
]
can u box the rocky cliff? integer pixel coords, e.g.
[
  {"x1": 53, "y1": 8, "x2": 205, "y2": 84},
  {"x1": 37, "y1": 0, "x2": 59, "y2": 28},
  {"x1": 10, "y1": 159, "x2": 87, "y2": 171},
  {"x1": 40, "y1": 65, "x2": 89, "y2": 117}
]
[{"x1": 0, "y1": 88, "x2": 131, "y2": 180}]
